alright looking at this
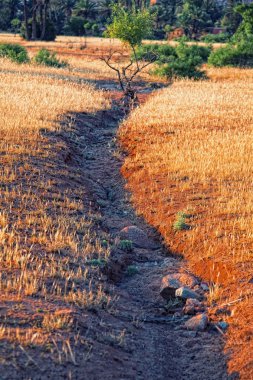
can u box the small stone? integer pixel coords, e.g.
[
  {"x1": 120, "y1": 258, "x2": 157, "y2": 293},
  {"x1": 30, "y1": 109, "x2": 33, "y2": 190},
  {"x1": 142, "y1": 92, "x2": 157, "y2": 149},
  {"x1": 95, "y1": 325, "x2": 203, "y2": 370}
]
[
  {"x1": 180, "y1": 330, "x2": 197, "y2": 338},
  {"x1": 175, "y1": 287, "x2": 201, "y2": 300},
  {"x1": 217, "y1": 321, "x2": 229, "y2": 330},
  {"x1": 188, "y1": 331, "x2": 197, "y2": 338},
  {"x1": 119, "y1": 226, "x2": 159, "y2": 250},
  {"x1": 200, "y1": 282, "x2": 209, "y2": 291},
  {"x1": 184, "y1": 314, "x2": 208, "y2": 331},
  {"x1": 214, "y1": 307, "x2": 231, "y2": 316},
  {"x1": 183, "y1": 298, "x2": 204, "y2": 315},
  {"x1": 160, "y1": 273, "x2": 198, "y2": 300}
]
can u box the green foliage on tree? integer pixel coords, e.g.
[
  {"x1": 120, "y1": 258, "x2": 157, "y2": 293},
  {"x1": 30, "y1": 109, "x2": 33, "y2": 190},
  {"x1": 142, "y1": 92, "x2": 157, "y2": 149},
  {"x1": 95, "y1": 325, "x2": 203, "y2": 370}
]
[
  {"x1": 208, "y1": 4, "x2": 253, "y2": 68},
  {"x1": 101, "y1": 4, "x2": 156, "y2": 105},
  {"x1": 234, "y1": 4, "x2": 253, "y2": 43},
  {"x1": 221, "y1": 0, "x2": 242, "y2": 34},
  {"x1": 20, "y1": 17, "x2": 56, "y2": 41},
  {"x1": 0, "y1": 0, "x2": 22, "y2": 31},
  {"x1": 68, "y1": 15, "x2": 85, "y2": 35},
  {"x1": 105, "y1": 4, "x2": 154, "y2": 47},
  {"x1": 0, "y1": 0, "x2": 250, "y2": 43},
  {"x1": 73, "y1": 0, "x2": 97, "y2": 19},
  {"x1": 11, "y1": 18, "x2": 21, "y2": 34},
  {"x1": 177, "y1": 0, "x2": 211, "y2": 39}
]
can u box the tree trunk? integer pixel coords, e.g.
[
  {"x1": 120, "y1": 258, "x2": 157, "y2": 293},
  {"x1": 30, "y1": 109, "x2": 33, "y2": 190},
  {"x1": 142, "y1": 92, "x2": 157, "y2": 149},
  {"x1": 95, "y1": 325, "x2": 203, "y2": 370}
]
[
  {"x1": 31, "y1": 0, "x2": 38, "y2": 40},
  {"x1": 40, "y1": 0, "x2": 49, "y2": 40},
  {"x1": 23, "y1": 0, "x2": 30, "y2": 40}
]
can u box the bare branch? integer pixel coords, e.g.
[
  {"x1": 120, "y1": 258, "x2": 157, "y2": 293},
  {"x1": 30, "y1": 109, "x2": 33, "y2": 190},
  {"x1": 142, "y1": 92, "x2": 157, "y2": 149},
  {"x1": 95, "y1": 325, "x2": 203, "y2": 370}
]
[{"x1": 100, "y1": 52, "x2": 125, "y2": 92}]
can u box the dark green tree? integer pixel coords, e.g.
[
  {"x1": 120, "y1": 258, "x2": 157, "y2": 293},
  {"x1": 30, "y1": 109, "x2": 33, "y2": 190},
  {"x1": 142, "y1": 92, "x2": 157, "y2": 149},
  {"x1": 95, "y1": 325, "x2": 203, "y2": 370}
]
[
  {"x1": 221, "y1": 0, "x2": 242, "y2": 34},
  {"x1": 178, "y1": 0, "x2": 212, "y2": 39},
  {"x1": 73, "y1": 0, "x2": 97, "y2": 19},
  {"x1": 0, "y1": 0, "x2": 22, "y2": 31},
  {"x1": 234, "y1": 3, "x2": 253, "y2": 42}
]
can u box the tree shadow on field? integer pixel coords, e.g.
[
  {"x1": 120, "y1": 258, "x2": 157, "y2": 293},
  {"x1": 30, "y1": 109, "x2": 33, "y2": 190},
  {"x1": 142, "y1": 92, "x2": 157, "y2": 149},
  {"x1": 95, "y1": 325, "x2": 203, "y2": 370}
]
[{"x1": 0, "y1": 67, "x2": 166, "y2": 94}]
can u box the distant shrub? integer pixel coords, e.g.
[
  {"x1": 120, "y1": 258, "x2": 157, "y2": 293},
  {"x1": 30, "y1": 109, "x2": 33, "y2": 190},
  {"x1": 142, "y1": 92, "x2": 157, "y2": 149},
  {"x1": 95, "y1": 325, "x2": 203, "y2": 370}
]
[
  {"x1": 200, "y1": 33, "x2": 230, "y2": 43},
  {"x1": 151, "y1": 43, "x2": 211, "y2": 80},
  {"x1": 154, "y1": 60, "x2": 207, "y2": 80},
  {"x1": 34, "y1": 49, "x2": 68, "y2": 68},
  {"x1": 134, "y1": 44, "x2": 176, "y2": 63},
  {"x1": 0, "y1": 43, "x2": 29, "y2": 64},
  {"x1": 135, "y1": 42, "x2": 212, "y2": 80},
  {"x1": 208, "y1": 41, "x2": 253, "y2": 67},
  {"x1": 173, "y1": 35, "x2": 192, "y2": 42},
  {"x1": 176, "y1": 43, "x2": 211, "y2": 64}
]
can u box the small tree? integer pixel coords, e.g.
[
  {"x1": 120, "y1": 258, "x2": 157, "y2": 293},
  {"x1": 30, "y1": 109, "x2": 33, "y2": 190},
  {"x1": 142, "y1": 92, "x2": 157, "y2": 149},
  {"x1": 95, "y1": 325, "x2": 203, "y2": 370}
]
[
  {"x1": 11, "y1": 18, "x2": 21, "y2": 36},
  {"x1": 101, "y1": 4, "x2": 155, "y2": 108}
]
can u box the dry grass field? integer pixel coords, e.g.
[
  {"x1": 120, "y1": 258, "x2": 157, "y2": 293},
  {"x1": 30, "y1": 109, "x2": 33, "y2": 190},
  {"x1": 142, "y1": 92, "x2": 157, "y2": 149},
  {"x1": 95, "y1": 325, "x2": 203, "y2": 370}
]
[
  {"x1": 0, "y1": 62, "x2": 113, "y2": 374},
  {"x1": 0, "y1": 34, "x2": 155, "y2": 84},
  {"x1": 119, "y1": 68, "x2": 253, "y2": 378}
]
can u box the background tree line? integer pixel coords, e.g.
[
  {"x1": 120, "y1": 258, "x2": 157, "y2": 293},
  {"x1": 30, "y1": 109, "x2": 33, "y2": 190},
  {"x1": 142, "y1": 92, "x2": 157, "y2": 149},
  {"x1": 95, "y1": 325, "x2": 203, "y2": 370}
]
[{"x1": 0, "y1": 0, "x2": 252, "y2": 40}]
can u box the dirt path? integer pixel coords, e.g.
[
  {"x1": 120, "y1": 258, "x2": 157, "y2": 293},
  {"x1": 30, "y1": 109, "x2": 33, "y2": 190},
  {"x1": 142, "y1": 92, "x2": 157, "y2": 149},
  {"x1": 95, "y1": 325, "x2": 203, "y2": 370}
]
[{"x1": 74, "y1": 94, "x2": 235, "y2": 380}]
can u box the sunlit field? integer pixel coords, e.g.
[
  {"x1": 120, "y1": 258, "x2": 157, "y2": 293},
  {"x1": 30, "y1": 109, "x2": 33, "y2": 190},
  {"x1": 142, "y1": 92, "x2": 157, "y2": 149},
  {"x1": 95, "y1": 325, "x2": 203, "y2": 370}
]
[
  {"x1": 0, "y1": 34, "x2": 154, "y2": 81},
  {"x1": 0, "y1": 34, "x2": 223, "y2": 85},
  {"x1": 0, "y1": 67, "x2": 111, "y2": 362},
  {"x1": 119, "y1": 68, "x2": 253, "y2": 379}
]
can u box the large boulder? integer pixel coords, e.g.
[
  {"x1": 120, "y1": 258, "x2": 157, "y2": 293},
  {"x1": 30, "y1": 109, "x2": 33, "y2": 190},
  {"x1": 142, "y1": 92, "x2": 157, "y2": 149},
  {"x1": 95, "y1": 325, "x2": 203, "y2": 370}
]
[
  {"x1": 160, "y1": 273, "x2": 199, "y2": 300},
  {"x1": 119, "y1": 226, "x2": 159, "y2": 250}
]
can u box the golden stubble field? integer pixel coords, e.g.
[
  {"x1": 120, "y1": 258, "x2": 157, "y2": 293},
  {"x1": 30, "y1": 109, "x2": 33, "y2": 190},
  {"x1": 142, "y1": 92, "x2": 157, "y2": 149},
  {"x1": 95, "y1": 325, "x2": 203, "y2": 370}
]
[
  {"x1": 119, "y1": 68, "x2": 253, "y2": 379},
  {"x1": 0, "y1": 34, "x2": 157, "y2": 83},
  {"x1": 0, "y1": 66, "x2": 112, "y2": 354}
]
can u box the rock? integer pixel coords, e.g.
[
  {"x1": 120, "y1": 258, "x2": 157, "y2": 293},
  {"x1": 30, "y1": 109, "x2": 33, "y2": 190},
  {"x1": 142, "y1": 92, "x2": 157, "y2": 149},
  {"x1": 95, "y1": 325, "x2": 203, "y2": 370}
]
[
  {"x1": 200, "y1": 282, "x2": 209, "y2": 292},
  {"x1": 184, "y1": 314, "x2": 208, "y2": 331},
  {"x1": 214, "y1": 307, "x2": 231, "y2": 316},
  {"x1": 183, "y1": 298, "x2": 204, "y2": 315},
  {"x1": 102, "y1": 247, "x2": 131, "y2": 283},
  {"x1": 160, "y1": 273, "x2": 199, "y2": 300},
  {"x1": 217, "y1": 321, "x2": 229, "y2": 331},
  {"x1": 186, "y1": 331, "x2": 198, "y2": 338},
  {"x1": 119, "y1": 226, "x2": 159, "y2": 250},
  {"x1": 176, "y1": 287, "x2": 201, "y2": 300},
  {"x1": 174, "y1": 311, "x2": 182, "y2": 318}
]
